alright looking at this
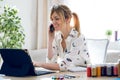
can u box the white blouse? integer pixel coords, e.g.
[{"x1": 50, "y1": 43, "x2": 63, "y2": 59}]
[{"x1": 47, "y1": 28, "x2": 90, "y2": 71}]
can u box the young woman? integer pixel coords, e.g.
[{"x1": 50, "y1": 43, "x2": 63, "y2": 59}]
[{"x1": 33, "y1": 4, "x2": 90, "y2": 71}]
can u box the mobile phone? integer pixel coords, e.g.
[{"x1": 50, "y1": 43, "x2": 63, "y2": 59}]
[{"x1": 50, "y1": 24, "x2": 55, "y2": 32}]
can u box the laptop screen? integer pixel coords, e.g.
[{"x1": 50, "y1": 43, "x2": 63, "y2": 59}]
[
  {"x1": 0, "y1": 49, "x2": 36, "y2": 76},
  {"x1": 0, "y1": 49, "x2": 55, "y2": 77}
]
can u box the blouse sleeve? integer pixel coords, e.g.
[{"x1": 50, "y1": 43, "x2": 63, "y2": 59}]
[
  {"x1": 47, "y1": 32, "x2": 63, "y2": 63},
  {"x1": 58, "y1": 34, "x2": 91, "y2": 71}
]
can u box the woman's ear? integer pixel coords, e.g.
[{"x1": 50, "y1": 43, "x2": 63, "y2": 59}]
[{"x1": 66, "y1": 18, "x2": 71, "y2": 24}]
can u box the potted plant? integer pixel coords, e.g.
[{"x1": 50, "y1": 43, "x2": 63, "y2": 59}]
[
  {"x1": 105, "y1": 29, "x2": 112, "y2": 40},
  {"x1": 0, "y1": 5, "x2": 25, "y2": 48}
]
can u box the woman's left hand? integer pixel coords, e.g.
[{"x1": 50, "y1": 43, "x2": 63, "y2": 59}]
[{"x1": 33, "y1": 61, "x2": 42, "y2": 67}]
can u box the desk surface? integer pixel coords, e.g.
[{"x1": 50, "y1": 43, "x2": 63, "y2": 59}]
[{"x1": 1, "y1": 71, "x2": 118, "y2": 80}]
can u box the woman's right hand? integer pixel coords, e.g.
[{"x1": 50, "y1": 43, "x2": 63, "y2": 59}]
[
  {"x1": 48, "y1": 26, "x2": 55, "y2": 41},
  {"x1": 48, "y1": 25, "x2": 55, "y2": 60}
]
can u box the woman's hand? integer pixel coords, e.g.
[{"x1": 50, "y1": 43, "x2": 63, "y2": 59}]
[
  {"x1": 48, "y1": 27, "x2": 55, "y2": 41},
  {"x1": 48, "y1": 26, "x2": 55, "y2": 60},
  {"x1": 33, "y1": 61, "x2": 42, "y2": 67},
  {"x1": 33, "y1": 61, "x2": 60, "y2": 70}
]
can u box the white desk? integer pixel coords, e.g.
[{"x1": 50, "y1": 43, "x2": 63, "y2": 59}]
[{"x1": 1, "y1": 71, "x2": 118, "y2": 80}]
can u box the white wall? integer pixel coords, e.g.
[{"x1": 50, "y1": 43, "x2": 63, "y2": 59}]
[
  {"x1": 68, "y1": 0, "x2": 120, "y2": 41},
  {"x1": 0, "y1": 0, "x2": 38, "y2": 49}
]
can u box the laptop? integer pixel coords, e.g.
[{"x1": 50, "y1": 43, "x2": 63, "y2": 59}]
[{"x1": 0, "y1": 49, "x2": 55, "y2": 77}]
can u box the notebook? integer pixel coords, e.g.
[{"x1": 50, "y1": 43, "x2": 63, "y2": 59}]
[{"x1": 0, "y1": 49, "x2": 55, "y2": 77}]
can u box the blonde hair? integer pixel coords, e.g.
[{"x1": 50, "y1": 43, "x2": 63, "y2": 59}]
[
  {"x1": 72, "y1": 13, "x2": 80, "y2": 35},
  {"x1": 50, "y1": 4, "x2": 80, "y2": 35}
]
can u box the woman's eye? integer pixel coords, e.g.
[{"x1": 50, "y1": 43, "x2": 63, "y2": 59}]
[
  {"x1": 51, "y1": 17, "x2": 60, "y2": 22},
  {"x1": 55, "y1": 18, "x2": 60, "y2": 20},
  {"x1": 51, "y1": 19, "x2": 53, "y2": 21}
]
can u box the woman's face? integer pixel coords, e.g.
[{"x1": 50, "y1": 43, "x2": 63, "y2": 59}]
[{"x1": 51, "y1": 12, "x2": 64, "y2": 31}]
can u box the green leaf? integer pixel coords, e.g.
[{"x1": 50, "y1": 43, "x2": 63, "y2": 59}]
[
  {"x1": 0, "y1": 5, "x2": 25, "y2": 48},
  {"x1": 105, "y1": 30, "x2": 112, "y2": 36}
]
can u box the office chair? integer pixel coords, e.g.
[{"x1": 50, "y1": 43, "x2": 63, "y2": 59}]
[{"x1": 86, "y1": 39, "x2": 109, "y2": 64}]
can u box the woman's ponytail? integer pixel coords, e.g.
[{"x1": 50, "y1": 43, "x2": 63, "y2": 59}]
[{"x1": 72, "y1": 13, "x2": 80, "y2": 36}]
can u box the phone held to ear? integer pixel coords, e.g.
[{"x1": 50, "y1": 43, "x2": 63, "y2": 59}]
[{"x1": 50, "y1": 24, "x2": 55, "y2": 32}]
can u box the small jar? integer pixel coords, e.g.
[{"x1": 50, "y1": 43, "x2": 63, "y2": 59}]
[
  {"x1": 87, "y1": 64, "x2": 92, "y2": 77},
  {"x1": 96, "y1": 64, "x2": 101, "y2": 77},
  {"x1": 91, "y1": 64, "x2": 97, "y2": 77},
  {"x1": 106, "y1": 63, "x2": 112, "y2": 76},
  {"x1": 101, "y1": 63, "x2": 107, "y2": 76},
  {"x1": 117, "y1": 59, "x2": 120, "y2": 77},
  {"x1": 113, "y1": 63, "x2": 118, "y2": 76}
]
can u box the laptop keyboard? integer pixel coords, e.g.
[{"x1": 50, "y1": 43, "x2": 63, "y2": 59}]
[{"x1": 35, "y1": 68, "x2": 55, "y2": 76}]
